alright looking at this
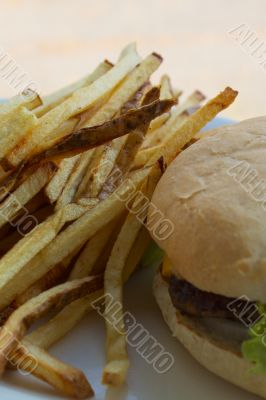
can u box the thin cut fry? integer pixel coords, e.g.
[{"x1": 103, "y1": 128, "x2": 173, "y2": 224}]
[
  {"x1": 35, "y1": 99, "x2": 174, "y2": 163},
  {"x1": 159, "y1": 74, "x2": 174, "y2": 100},
  {"x1": 81, "y1": 53, "x2": 162, "y2": 129},
  {"x1": 123, "y1": 226, "x2": 151, "y2": 282},
  {"x1": 0, "y1": 203, "x2": 89, "y2": 310},
  {"x1": 0, "y1": 275, "x2": 103, "y2": 375},
  {"x1": 69, "y1": 217, "x2": 123, "y2": 280},
  {"x1": 45, "y1": 154, "x2": 80, "y2": 203},
  {"x1": 34, "y1": 60, "x2": 112, "y2": 117},
  {"x1": 25, "y1": 290, "x2": 103, "y2": 349},
  {"x1": 0, "y1": 106, "x2": 38, "y2": 160},
  {"x1": 0, "y1": 162, "x2": 56, "y2": 230},
  {"x1": 99, "y1": 127, "x2": 147, "y2": 199},
  {"x1": 0, "y1": 168, "x2": 150, "y2": 308},
  {"x1": 135, "y1": 87, "x2": 238, "y2": 166},
  {"x1": 74, "y1": 147, "x2": 105, "y2": 199},
  {"x1": 24, "y1": 228, "x2": 150, "y2": 350},
  {"x1": 72, "y1": 54, "x2": 161, "y2": 199},
  {"x1": 5, "y1": 47, "x2": 141, "y2": 168},
  {"x1": 102, "y1": 162, "x2": 163, "y2": 385},
  {"x1": 10, "y1": 341, "x2": 94, "y2": 399},
  {"x1": 55, "y1": 150, "x2": 93, "y2": 210},
  {"x1": 144, "y1": 90, "x2": 205, "y2": 148},
  {"x1": 13, "y1": 255, "x2": 73, "y2": 307},
  {"x1": 0, "y1": 90, "x2": 41, "y2": 118}
]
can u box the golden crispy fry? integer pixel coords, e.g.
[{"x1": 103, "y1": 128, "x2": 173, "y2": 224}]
[
  {"x1": 99, "y1": 128, "x2": 147, "y2": 200},
  {"x1": 144, "y1": 90, "x2": 205, "y2": 148},
  {"x1": 0, "y1": 275, "x2": 103, "y2": 375},
  {"x1": 159, "y1": 74, "x2": 174, "y2": 100},
  {"x1": 74, "y1": 147, "x2": 105, "y2": 199},
  {"x1": 24, "y1": 227, "x2": 150, "y2": 351},
  {"x1": 43, "y1": 117, "x2": 79, "y2": 151},
  {"x1": 10, "y1": 341, "x2": 94, "y2": 399},
  {"x1": 174, "y1": 89, "x2": 205, "y2": 114},
  {"x1": 23, "y1": 227, "x2": 149, "y2": 360},
  {"x1": 0, "y1": 203, "x2": 89, "y2": 310},
  {"x1": 69, "y1": 217, "x2": 123, "y2": 280},
  {"x1": 34, "y1": 60, "x2": 112, "y2": 118},
  {"x1": 123, "y1": 226, "x2": 151, "y2": 282},
  {"x1": 55, "y1": 150, "x2": 94, "y2": 210},
  {"x1": 45, "y1": 154, "x2": 80, "y2": 203},
  {"x1": 0, "y1": 106, "x2": 38, "y2": 160},
  {"x1": 72, "y1": 54, "x2": 161, "y2": 199},
  {"x1": 0, "y1": 167, "x2": 150, "y2": 308},
  {"x1": 81, "y1": 53, "x2": 162, "y2": 129},
  {"x1": 102, "y1": 162, "x2": 162, "y2": 386},
  {"x1": 13, "y1": 255, "x2": 73, "y2": 307},
  {"x1": 97, "y1": 88, "x2": 160, "y2": 199},
  {"x1": 5, "y1": 48, "x2": 140, "y2": 169},
  {"x1": 0, "y1": 162, "x2": 56, "y2": 230},
  {"x1": 135, "y1": 87, "x2": 238, "y2": 166},
  {"x1": 25, "y1": 289, "x2": 103, "y2": 349},
  {"x1": 0, "y1": 90, "x2": 41, "y2": 118},
  {"x1": 77, "y1": 197, "x2": 100, "y2": 208},
  {"x1": 143, "y1": 111, "x2": 188, "y2": 149}
]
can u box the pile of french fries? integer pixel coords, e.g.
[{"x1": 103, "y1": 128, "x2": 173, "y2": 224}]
[{"x1": 0, "y1": 43, "x2": 237, "y2": 398}]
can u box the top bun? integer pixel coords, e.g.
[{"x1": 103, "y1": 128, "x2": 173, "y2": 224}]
[{"x1": 149, "y1": 116, "x2": 266, "y2": 303}]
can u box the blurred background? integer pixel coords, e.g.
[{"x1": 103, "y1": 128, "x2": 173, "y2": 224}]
[{"x1": 0, "y1": 0, "x2": 265, "y2": 120}]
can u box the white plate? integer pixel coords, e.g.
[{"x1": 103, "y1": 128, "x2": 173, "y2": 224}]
[{"x1": 1, "y1": 117, "x2": 260, "y2": 400}]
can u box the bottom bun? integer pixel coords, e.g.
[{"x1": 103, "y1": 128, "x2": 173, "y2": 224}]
[{"x1": 153, "y1": 271, "x2": 266, "y2": 399}]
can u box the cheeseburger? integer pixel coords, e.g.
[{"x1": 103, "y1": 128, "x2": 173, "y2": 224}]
[{"x1": 148, "y1": 117, "x2": 266, "y2": 398}]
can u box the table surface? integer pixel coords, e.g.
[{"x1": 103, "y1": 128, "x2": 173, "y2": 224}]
[{"x1": 0, "y1": 0, "x2": 266, "y2": 121}]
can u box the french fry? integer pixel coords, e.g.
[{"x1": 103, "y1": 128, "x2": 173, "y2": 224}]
[
  {"x1": 34, "y1": 60, "x2": 112, "y2": 118},
  {"x1": 159, "y1": 74, "x2": 174, "y2": 100},
  {"x1": 123, "y1": 226, "x2": 151, "y2": 282},
  {"x1": 10, "y1": 341, "x2": 94, "y2": 399},
  {"x1": 55, "y1": 151, "x2": 94, "y2": 210},
  {"x1": 0, "y1": 168, "x2": 151, "y2": 308},
  {"x1": 97, "y1": 88, "x2": 160, "y2": 200},
  {"x1": 0, "y1": 162, "x2": 56, "y2": 230},
  {"x1": 120, "y1": 82, "x2": 152, "y2": 114},
  {"x1": 0, "y1": 106, "x2": 38, "y2": 160},
  {"x1": 25, "y1": 290, "x2": 103, "y2": 349},
  {"x1": 0, "y1": 274, "x2": 103, "y2": 375},
  {"x1": 174, "y1": 89, "x2": 205, "y2": 114},
  {"x1": 0, "y1": 202, "x2": 54, "y2": 257},
  {"x1": 0, "y1": 203, "x2": 89, "y2": 310},
  {"x1": 135, "y1": 87, "x2": 238, "y2": 166},
  {"x1": 75, "y1": 146, "x2": 106, "y2": 201},
  {"x1": 99, "y1": 128, "x2": 147, "y2": 200},
  {"x1": 0, "y1": 90, "x2": 41, "y2": 118},
  {"x1": 43, "y1": 117, "x2": 79, "y2": 150},
  {"x1": 0, "y1": 163, "x2": 26, "y2": 202},
  {"x1": 45, "y1": 154, "x2": 80, "y2": 203},
  {"x1": 5, "y1": 47, "x2": 141, "y2": 169},
  {"x1": 81, "y1": 53, "x2": 162, "y2": 129},
  {"x1": 69, "y1": 222, "x2": 116, "y2": 280},
  {"x1": 31, "y1": 99, "x2": 174, "y2": 163},
  {"x1": 23, "y1": 227, "x2": 151, "y2": 351},
  {"x1": 143, "y1": 111, "x2": 188, "y2": 148},
  {"x1": 144, "y1": 90, "x2": 205, "y2": 148},
  {"x1": 13, "y1": 255, "x2": 73, "y2": 307},
  {"x1": 102, "y1": 162, "x2": 162, "y2": 386}
]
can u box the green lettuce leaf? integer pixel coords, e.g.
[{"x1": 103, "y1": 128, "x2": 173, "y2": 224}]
[
  {"x1": 141, "y1": 241, "x2": 164, "y2": 269},
  {"x1": 242, "y1": 304, "x2": 266, "y2": 373}
]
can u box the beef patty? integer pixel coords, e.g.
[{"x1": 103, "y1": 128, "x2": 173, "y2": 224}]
[{"x1": 168, "y1": 274, "x2": 259, "y2": 323}]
